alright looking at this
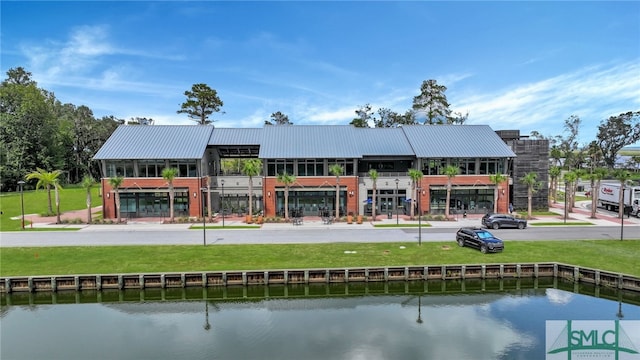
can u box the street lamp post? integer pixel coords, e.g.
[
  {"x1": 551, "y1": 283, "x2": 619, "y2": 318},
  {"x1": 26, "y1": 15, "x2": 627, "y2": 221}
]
[
  {"x1": 417, "y1": 186, "x2": 422, "y2": 246},
  {"x1": 221, "y1": 180, "x2": 225, "y2": 228},
  {"x1": 620, "y1": 182, "x2": 624, "y2": 242},
  {"x1": 18, "y1": 180, "x2": 25, "y2": 230},
  {"x1": 395, "y1": 178, "x2": 399, "y2": 225},
  {"x1": 201, "y1": 187, "x2": 207, "y2": 246},
  {"x1": 564, "y1": 181, "x2": 568, "y2": 224}
]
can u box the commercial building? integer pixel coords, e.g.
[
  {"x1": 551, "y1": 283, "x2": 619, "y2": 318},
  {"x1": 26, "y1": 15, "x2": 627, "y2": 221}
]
[{"x1": 93, "y1": 124, "x2": 523, "y2": 220}]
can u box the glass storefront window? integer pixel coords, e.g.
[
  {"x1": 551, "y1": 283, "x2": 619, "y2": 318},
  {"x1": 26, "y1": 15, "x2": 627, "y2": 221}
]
[{"x1": 430, "y1": 188, "x2": 494, "y2": 214}]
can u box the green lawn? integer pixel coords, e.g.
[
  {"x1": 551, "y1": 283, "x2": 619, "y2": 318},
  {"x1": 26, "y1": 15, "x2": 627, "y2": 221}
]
[
  {"x1": 1, "y1": 240, "x2": 638, "y2": 277},
  {"x1": 0, "y1": 186, "x2": 102, "y2": 231}
]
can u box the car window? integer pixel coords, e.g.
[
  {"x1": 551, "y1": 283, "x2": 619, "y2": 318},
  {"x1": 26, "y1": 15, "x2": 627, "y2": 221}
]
[{"x1": 476, "y1": 231, "x2": 493, "y2": 239}]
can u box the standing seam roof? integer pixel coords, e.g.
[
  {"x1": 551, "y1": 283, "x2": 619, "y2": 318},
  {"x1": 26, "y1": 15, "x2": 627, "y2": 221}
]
[
  {"x1": 401, "y1": 125, "x2": 516, "y2": 158},
  {"x1": 259, "y1": 125, "x2": 362, "y2": 158},
  {"x1": 93, "y1": 125, "x2": 214, "y2": 160},
  {"x1": 355, "y1": 128, "x2": 415, "y2": 156},
  {"x1": 209, "y1": 128, "x2": 263, "y2": 145}
]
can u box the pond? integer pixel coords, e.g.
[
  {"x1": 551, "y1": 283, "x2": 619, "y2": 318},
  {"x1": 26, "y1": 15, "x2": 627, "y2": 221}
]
[{"x1": 1, "y1": 278, "x2": 639, "y2": 360}]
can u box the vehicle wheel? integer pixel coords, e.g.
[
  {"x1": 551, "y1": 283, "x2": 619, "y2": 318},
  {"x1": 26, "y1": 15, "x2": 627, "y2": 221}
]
[
  {"x1": 457, "y1": 238, "x2": 465, "y2": 247},
  {"x1": 492, "y1": 223, "x2": 500, "y2": 230},
  {"x1": 518, "y1": 223, "x2": 525, "y2": 229},
  {"x1": 480, "y1": 245, "x2": 488, "y2": 254}
]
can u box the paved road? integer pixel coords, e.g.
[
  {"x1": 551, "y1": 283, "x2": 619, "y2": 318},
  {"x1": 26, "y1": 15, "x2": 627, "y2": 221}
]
[
  {"x1": 1, "y1": 224, "x2": 637, "y2": 247},
  {"x1": 2, "y1": 200, "x2": 638, "y2": 247}
]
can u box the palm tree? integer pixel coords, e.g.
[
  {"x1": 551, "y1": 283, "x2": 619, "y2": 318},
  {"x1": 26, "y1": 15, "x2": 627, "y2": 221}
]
[
  {"x1": 521, "y1": 172, "x2": 538, "y2": 219},
  {"x1": 408, "y1": 169, "x2": 423, "y2": 218},
  {"x1": 162, "y1": 167, "x2": 179, "y2": 223},
  {"x1": 443, "y1": 165, "x2": 459, "y2": 218},
  {"x1": 489, "y1": 173, "x2": 508, "y2": 213},
  {"x1": 276, "y1": 172, "x2": 296, "y2": 221},
  {"x1": 242, "y1": 159, "x2": 263, "y2": 217},
  {"x1": 612, "y1": 169, "x2": 633, "y2": 220},
  {"x1": 587, "y1": 168, "x2": 608, "y2": 219},
  {"x1": 81, "y1": 175, "x2": 95, "y2": 224},
  {"x1": 549, "y1": 166, "x2": 561, "y2": 204},
  {"x1": 329, "y1": 164, "x2": 344, "y2": 219},
  {"x1": 25, "y1": 168, "x2": 62, "y2": 215},
  {"x1": 108, "y1": 176, "x2": 124, "y2": 223},
  {"x1": 368, "y1": 169, "x2": 379, "y2": 221}
]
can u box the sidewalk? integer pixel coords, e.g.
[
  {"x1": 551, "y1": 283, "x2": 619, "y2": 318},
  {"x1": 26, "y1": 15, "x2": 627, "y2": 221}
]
[{"x1": 24, "y1": 201, "x2": 640, "y2": 231}]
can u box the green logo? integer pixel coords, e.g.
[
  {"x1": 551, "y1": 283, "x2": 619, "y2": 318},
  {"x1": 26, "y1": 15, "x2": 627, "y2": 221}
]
[{"x1": 547, "y1": 320, "x2": 639, "y2": 360}]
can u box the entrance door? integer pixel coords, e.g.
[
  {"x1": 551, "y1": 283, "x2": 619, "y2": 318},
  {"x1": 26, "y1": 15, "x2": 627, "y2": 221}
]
[{"x1": 379, "y1": 196, "x2": 393, "y2": 214}]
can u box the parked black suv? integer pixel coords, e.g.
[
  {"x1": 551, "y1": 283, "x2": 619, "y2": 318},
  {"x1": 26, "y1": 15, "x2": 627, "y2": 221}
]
[
  {"x1": 482, "y1": 213, "x2": 527, "y2": 229},
  {"x1": 455, "y1": 227, "x2": 504, "y2": 253}
]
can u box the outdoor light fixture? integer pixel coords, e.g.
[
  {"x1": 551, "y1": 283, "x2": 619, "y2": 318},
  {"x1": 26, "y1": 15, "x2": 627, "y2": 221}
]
[
  {"x1": 193, "y1": 192, "x2": 197, "y2": 198},
  {"x1": 221, "y1": 179, "x2": 225, "y2": 228},
  {"x1": 268, "y1": 191, "x2": 271, "y2": 197},
  {"x1": 620, "y1": 182, "x2": 625, "y2": 242},
  {"x1": 18, "y1": 180, "x2": 25, "y2": 230},
  {"x1": 201, "y1": 187, "x2": 207, "y2": 246},
  {"x1": 564, "y1": 181, "x2": 568, "y2": 224},
  {"x1": 417, "y1": 186, "x2": 422, "y2": 246},
  {"x1": 395, "y1": 178, "x2": 399, "y2": 226}
]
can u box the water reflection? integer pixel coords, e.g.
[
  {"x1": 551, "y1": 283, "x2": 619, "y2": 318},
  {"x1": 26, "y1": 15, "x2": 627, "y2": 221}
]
[{"x1": 1, "y1": 279, "x2": 639, "y2": 360}]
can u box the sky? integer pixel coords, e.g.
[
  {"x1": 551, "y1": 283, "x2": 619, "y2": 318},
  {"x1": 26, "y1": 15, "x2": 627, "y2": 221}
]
[{"x1": 2, "y1": 1, "x2": 639, "y2": 146}]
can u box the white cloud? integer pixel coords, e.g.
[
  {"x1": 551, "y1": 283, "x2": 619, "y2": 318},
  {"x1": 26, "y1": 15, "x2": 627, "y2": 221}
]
[{"x1": 453, "y1": 61, "x2": 640, "y2": 140}]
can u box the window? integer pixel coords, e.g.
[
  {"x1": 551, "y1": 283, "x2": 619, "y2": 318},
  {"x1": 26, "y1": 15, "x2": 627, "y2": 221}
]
[
  {"x1": 106, "y1": 161, "x2": 134, "y2": 177},
  {"x1": 138, "y1": 160, "x2": 165, "y2": 177},
  {"x1": 169, "y1": 160, "x2": 198, "y2": 177},
  {"x1": 267, "y1": 159, "x2": 294, "y2": 176},
  {"x1": 423, "y1": 158, "x2": 446, "y2": 175},
  {"x1": 297, "y1": 159, "x2": 324, "y2": 176},
  {"x1": 457, "y1": 158, "x2": 476, "y2": 175},
  {"x1": 479, "y1": 158, "x2": 499, "y2": 175},
  {"x1": 328, "y1": 159, "x2": 354, "y2": 176}
]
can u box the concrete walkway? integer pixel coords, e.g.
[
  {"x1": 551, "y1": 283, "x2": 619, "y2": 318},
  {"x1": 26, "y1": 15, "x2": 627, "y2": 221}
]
[{"x1": 22, "y1": 201, "x2": 640, "y2": 231}]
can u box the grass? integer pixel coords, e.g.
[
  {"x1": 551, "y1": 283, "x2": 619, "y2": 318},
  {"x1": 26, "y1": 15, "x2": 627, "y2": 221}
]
[
  {"x1": 0, "y1": 186, "x2": 101, "y2": 232},
  {"x1": 1, "y1": 240, "x2": 638, "y2": 277},
  {"x1": 531, "y1": 210, "x2": 561, "y2": 216}
]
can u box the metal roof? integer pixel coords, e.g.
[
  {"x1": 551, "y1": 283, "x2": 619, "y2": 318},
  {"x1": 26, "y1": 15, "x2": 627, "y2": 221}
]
[
  {"x1": 401, "y1": 125, "x2": 517, "y2": 158},
  {"x1": 355, "y1": 128, "x2": 415, "y2": 156},
  {"x1": 93, "y1": 125, "x2": 214, "y2": 160},
  {"x1": 259, "y1": 125, "x2": 362, "y2": 159},
  {"x1": 209, "y1": 128, "x2": 262, "y2": 145},
  {"x1": 94, "y1": 124, "x2": 517, "y2": 161}
]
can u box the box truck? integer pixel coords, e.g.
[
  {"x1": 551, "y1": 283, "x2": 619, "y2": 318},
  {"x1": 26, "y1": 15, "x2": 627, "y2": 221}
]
[{"x1": 598, "y1": 183, "x2": 640, "y2": 217}]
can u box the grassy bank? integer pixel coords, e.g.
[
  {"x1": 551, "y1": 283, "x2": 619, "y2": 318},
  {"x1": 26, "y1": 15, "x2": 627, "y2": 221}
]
[
  {"x1": 0, "y1": 187, "x2": 101, "y2": 232},
  {"x1": 1, "y1": 240, "x2": 639, "y2": 277}
]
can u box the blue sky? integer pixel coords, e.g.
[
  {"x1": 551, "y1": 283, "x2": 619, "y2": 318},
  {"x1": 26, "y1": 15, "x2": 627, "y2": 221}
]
[{"x1": 2, "y1": 1, "x2": 639, "y2": 145}]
